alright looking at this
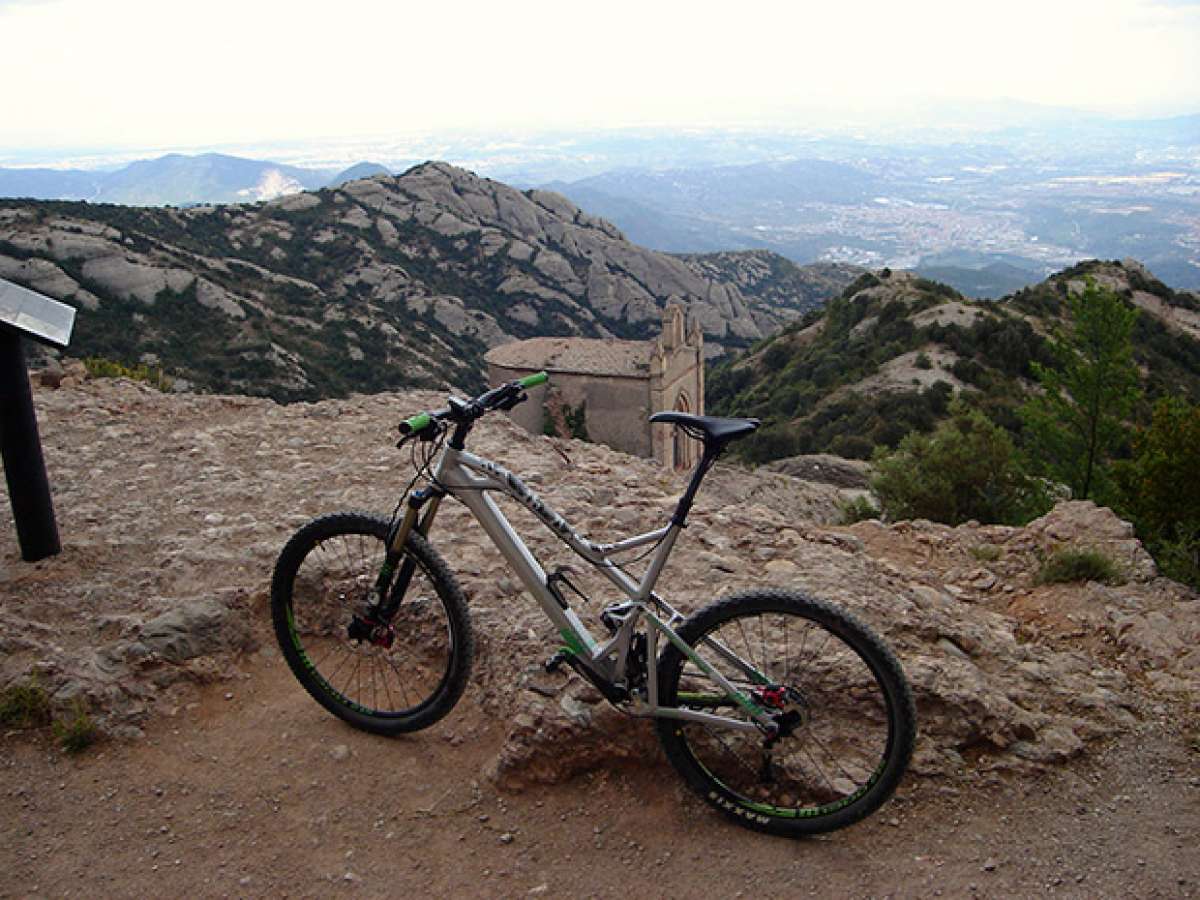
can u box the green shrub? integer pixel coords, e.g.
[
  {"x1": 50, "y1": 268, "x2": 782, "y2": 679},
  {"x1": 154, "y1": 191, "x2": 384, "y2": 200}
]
[
  {"x1": 1019, "y1": 279, "x2": 1139, "y2": 501},
  {"x1": 829, "y1": 434, "x2": 875, "y2": 460},
  {"x1": 872, "y1": 400, "x2": 1051, "y2": 526},
  {"x1": 762, "y1": 341, "x2": 792, "y2": 371},
  {"x1": 838, "y1": 495, "x2": 880, "y2": 524},
  {"x1": 744, "y1": 424, "x2": 802, "y2": 464},
  {"x1": 53, "y1": 701, "x2": 99, "y2": 753},
  {"x1": 1035, "y1": 548, "x2": 1124, "y2": 585},
  {"x1": 564, "y1": 402, "x2": 589, "y2": 441},
  {"x1": 840, "y1": 272, "x2": 880, "y2": 298},
  {"x1": 0, "y1": 679, "x2": 52, "y2": 728},
  {"x1": 1151, "y1": 523, "x2": 1200, "y2": 589},
  {"x1": 1115, "y1": 397, "x2": 1200, "y2": 588}
]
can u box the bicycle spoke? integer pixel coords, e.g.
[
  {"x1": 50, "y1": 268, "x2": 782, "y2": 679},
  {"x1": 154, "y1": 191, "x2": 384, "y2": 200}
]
[
  {"x1": 804, "y1": 724, "x2": 865, "y2": 788},
  {"x1": 377, "y1": 653, "x2": 397, "y2": 710},
  {"x1": 734, "y1": 617, "x2": 759, "y2": 678},
  {"x1": 758, "y1": 614, "x2": 768, "y2": 677},
  {"x1": 369, "y1": 653, "x2": 379, "y2": 711},
  {"x1": 783, "y1": 615, "x2": 791, "y2": 683},
  {"x1": 321, "y1": 643, "x2": 358, "y2": 687},
  {"x1": 380, "y1": 648, "x2": 415, "y2": 708},
  {"x1": 307, "y1": 640, "x2": 341, "y2": 674}
]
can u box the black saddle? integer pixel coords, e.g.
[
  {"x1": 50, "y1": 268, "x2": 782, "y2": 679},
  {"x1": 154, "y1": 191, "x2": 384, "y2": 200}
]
[{"x1": 649, "y1": 412, "x2": 760, "y2": 450}]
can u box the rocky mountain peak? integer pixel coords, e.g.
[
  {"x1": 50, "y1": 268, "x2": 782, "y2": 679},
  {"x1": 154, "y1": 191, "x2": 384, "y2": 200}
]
[{"x1": 0, "y1": 162, "x2": 828, "y2": 401}]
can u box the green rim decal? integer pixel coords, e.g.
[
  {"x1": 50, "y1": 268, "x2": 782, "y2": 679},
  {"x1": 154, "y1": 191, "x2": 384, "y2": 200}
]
[
  {"x1": 287, "y1": 607, "x2": 377, "y2": 715},
  {"x1": 711, "y1": 752, "x2": 886, "y2": 819}
]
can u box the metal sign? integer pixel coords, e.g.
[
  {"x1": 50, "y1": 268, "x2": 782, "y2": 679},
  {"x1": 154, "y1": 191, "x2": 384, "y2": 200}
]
[{"x1": 0, "y1": 277, "x2": 76, "y2": 349}]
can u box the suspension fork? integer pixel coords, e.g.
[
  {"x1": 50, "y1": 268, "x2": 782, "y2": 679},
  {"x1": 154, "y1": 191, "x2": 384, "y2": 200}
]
[{"x1": 374, "y1": 487, "x2": 444, "y2": 618}]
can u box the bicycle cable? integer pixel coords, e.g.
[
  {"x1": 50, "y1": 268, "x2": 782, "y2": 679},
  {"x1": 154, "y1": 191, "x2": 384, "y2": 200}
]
[
  {"x1": 389, "y1": 426, "x2": 448, "y2": 528},
  {"x1": 593, "y1": 530, "x2": 668, "y2": 569}
]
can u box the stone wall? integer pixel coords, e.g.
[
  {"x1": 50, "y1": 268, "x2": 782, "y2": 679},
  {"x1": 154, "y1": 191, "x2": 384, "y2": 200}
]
[
  {"x1": 483, "y1": 364, "x2": 654, "y2": 458},
  {"x1": 578, "y1": 375, "x2": 653, "y2": 457},
  {"x1": 486, "y1": 305, "x2": 704, "y2": 467}
]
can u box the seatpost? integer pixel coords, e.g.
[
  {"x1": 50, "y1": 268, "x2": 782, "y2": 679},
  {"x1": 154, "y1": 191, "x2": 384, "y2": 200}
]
[{"x1": 669, "y1": 444, "x2": 721, "y2": 528}]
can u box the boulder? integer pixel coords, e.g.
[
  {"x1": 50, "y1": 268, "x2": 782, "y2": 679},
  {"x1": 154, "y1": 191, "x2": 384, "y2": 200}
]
[
  {"x1": 139, "y1": 596, "x2": 256, "y2": 663},
  {"x1": 765, "y1": 454, "x2": 873, "y2": 489},
  {"x1": 1025, "y1": 501, "x2": 1157, "y2": 581}
]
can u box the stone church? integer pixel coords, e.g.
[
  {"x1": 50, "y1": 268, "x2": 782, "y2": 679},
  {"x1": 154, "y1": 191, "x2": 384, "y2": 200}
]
[{"x1": 485, "y1": 305, "x2": 705, "y2": 469}]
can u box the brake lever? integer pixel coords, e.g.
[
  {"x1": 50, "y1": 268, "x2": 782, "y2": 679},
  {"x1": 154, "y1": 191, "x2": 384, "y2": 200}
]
[
  {"x1": 495, "y1": 390, "x2": 527, "y2": 412},
  {"x1": 395, "y1": 418, "x2": 445, "y2": 449}
]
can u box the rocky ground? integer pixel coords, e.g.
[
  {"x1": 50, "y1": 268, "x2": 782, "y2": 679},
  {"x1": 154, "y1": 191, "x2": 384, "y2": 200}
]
[{"x1": 2, "y1": 374, "x2": 1198, "y2": 897}]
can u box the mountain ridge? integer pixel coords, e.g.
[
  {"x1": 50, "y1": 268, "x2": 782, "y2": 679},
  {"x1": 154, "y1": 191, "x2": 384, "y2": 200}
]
[
  {"x1": 0, "y1": 152, "x2": 391, "y2": 206},
  {"x1": 0, "y1": 163, "x2": 849, "y2": 400},
  {"x1": 708, "y1": 258, "x2": 1200, "y2": 462}
]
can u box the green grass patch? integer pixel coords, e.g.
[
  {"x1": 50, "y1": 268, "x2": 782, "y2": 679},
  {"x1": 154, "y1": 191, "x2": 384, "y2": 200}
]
[
  {"x1": 83, "y1": 356, "x2": 173, "y2": 391},
  {"x1": 1035, "y1": 548, "x2": 1124, "y2": 585}
]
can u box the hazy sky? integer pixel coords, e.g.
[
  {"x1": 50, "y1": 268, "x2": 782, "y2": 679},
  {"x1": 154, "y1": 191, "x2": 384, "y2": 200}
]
[{"x1": 2, "y1": 0, "x2": 1198, "y2": 156}]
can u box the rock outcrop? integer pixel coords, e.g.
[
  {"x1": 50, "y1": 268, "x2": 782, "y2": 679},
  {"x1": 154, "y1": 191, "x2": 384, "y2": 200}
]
[{"x1": 678, "y1": 250, "x2": 863, "y2": 331}]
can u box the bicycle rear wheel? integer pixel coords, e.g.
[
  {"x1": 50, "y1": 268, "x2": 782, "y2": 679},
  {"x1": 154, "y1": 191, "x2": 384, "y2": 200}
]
[
  {"x1": 271, "y1": 512, "x2": 473, "y2": 735},
  {"x1": 655, "y1": 589, "x2": 915, "y2": 836}
]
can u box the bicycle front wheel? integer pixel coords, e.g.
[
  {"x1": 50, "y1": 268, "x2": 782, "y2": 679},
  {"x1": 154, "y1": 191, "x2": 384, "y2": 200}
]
[
  {"x1": 271, "y1": 512, "x2": 473, "y2": 735},
  {"x1": 655, "y1": 590, "x2": 915, "y2": 836}
]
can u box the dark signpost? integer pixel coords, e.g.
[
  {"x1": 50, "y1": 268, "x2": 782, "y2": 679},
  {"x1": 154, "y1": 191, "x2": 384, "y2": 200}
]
[{"x1": 0, "y1": 277, "x2": 76, "y2": 562}]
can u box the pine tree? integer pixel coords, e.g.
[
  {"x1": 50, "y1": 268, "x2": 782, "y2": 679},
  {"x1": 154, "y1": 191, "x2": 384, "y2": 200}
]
[{"x1": 1019, "y1": 278, "x2": 1140, "y2": 500}]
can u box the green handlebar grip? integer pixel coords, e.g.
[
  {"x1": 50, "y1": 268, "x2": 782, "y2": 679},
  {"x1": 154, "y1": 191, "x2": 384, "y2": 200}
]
[
  {"x1": 519, "y1": 371, "x2": 549, "y2": 388},
  {"x1": 401, "y1": 412, "x2": 432, "y2": 434}
]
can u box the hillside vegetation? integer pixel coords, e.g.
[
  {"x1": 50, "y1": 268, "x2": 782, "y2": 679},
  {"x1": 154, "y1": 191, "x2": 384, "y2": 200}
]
[{"x1": 708, "y1": 259, "x2": 1200, "y2": 463}]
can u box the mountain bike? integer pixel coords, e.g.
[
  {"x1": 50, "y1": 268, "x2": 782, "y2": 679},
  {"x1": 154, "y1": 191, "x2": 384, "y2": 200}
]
[{"x1": 270, "y1": 373, "x2": 916, "y2": 836}]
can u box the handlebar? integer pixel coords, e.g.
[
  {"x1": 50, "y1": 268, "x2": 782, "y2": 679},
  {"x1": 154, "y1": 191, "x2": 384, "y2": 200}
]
[{"x1": 398, "y1": 371, "x2": 549, "y2": 438}]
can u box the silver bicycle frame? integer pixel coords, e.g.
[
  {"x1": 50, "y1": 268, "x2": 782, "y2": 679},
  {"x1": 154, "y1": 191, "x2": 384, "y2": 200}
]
[{"x1": 432, "y1": 444, "x2": 774, "y2": 733}]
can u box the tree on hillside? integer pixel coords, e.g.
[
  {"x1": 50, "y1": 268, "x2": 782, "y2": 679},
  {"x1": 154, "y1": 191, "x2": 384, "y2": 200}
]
[
  {"x1": 1019, "y1": 279, "x2": 1140, "y2": 501},
  {"x1": 1115, "y1": 396, "x2": 1200, "y2": 587}
]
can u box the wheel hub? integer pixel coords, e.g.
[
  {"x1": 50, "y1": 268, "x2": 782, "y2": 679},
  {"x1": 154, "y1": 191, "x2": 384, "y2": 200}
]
[
  {"x1": 752, "y1": 684, "x2": 808, "y2": 748},
  {"x1": 347, "y1": 613, "x2": 395, "y2": 648}
]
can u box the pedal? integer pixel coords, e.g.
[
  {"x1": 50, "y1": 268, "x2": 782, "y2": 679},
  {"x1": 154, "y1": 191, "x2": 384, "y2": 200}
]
[{"x1": 544, "y1": 650, "x2": 571, "y2": 673}]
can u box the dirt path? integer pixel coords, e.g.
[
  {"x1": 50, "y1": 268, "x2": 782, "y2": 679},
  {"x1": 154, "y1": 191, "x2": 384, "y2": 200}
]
[{"x1": 3, "y1": 653, "x2": 1197, "y2": 899}]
